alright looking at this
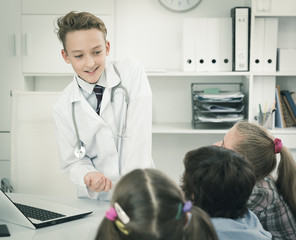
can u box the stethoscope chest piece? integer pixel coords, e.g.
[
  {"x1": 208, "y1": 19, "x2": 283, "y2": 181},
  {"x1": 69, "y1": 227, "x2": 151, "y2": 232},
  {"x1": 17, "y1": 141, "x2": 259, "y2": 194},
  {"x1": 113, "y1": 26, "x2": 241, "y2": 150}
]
[{"x1": 74, "y1": 145, "x2": 86, "y2": 159}]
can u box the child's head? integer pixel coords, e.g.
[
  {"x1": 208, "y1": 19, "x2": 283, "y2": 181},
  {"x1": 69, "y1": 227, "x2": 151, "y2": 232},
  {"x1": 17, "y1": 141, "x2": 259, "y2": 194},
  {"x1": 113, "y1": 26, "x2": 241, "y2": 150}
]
[
  {"x1": 56, "y1": 11, "x2": 109, "y2": 84},
  {"x1": 182, "y1": 145, "x2": 255, "y2": 219},
  {"x1": 56, "y1": 11, "x2": 107, "y2": 51},
  {"x1": 214, "y1": 121, "x2": 296, "y2": 216},
  {"x1": 214, "y1": 120, "x2": 277, "y2": 180},
  {"x1": 96, "y1": 168, "x2": 218, "y2": 240}
]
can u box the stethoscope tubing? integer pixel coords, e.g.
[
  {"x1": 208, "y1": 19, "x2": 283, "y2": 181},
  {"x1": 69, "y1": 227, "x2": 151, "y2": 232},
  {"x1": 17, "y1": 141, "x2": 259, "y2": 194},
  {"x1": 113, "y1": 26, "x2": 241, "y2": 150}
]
[{"x1": 72, "y1": 82, "x2": 129, "y2": 160}]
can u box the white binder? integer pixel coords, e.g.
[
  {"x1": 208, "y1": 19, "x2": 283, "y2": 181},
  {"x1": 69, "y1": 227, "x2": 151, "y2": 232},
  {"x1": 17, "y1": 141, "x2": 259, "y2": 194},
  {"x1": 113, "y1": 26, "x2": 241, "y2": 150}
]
[
  {"x1": 219, "y1": 18, "x2": 232, "y2": 72},
  {"x1": 207, "y1": 18, "x2": 220, "y2": 71},
  {"x1": 195, "y1": 18, "x2": 208, "y2": 72},
  {"x1": 231, "y1": 7, "x2": 250, "y2": 71},
  {"x1": 182, "y1": 18, "x2": 196, "y2": 72},
  {"x1": 263, "y1": 18, "x2": 278, "y2": 72},
  {"x1": 252, "y1": 18, "x2": 265, "y2": 72}
]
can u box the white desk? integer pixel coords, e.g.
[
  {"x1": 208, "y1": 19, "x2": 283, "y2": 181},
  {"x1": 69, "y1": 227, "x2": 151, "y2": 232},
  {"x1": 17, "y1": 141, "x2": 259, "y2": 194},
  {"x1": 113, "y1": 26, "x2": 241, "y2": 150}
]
[{"x1": 0, "y1": 193, "x2": 109, "y2": 240}]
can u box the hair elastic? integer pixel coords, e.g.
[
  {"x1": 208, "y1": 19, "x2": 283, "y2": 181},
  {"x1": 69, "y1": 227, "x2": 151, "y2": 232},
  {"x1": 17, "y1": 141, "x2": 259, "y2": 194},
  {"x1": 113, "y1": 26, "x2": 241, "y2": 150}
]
[
  {"x1": 176, "y1": 201, "x2": 193, "y2": 220},
  {"x1": 274, "y1": 138, "x2": 282, "y2": 154},
  {"x1": 183, "y1": 201, "x2": 193, "y2": 212},
  {"x1": 105, "y1": 206, "x2": 117, "y2": 221},
  {"x1": 115, "y1": 220, "x2": 131, "y2": 235},
  {"x1": 105, "y1": 202, "x2": 131, "y2": 235}
]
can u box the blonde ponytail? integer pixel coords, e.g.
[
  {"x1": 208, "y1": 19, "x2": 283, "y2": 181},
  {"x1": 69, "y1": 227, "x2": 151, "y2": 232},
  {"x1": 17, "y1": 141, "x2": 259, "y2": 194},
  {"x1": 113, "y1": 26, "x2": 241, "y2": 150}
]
[
  {"x1": 276, "y1": 146, "x2": 296, "y2": 217},
  {"x1": 233, "y1": 121, "x2": 296, "y2": 218}
]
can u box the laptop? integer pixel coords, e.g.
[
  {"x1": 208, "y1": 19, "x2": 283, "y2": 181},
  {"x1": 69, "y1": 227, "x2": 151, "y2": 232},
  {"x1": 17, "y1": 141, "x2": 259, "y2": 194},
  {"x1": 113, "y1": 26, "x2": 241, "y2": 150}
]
[{"x1": 0, "y1": 190, "x2": 92, "y2": 229}]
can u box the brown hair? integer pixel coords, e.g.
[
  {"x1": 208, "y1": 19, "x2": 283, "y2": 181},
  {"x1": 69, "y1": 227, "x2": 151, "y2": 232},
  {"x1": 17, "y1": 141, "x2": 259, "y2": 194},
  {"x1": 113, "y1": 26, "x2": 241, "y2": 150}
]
[
  {"x1": 96, "y1": 168, "x2": 218, "y2": 240},
  {"x1": 56, "y1": 11, "x2": 107, "y2": 51},
  {"x1": 233, "y1": 120, "x2": 296, "y2": 217},
  {"x1": 182, "y1": 145, "x2": 255, "y2": 219}
]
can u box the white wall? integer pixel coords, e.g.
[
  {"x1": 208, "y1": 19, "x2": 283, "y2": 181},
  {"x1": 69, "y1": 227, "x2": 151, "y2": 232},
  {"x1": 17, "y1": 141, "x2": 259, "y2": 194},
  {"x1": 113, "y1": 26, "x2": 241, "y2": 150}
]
[{"x1": 114, "y1": 0, "x2": 249, "y2": 71}]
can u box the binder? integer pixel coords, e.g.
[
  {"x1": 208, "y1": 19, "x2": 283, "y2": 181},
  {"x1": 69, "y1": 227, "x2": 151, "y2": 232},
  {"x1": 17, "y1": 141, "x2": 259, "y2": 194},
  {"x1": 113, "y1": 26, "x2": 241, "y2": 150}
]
[
  {"x1": 195, "y1": 18, "x2": 208, "y2": 72},
  {"x1": 219, "y1": 18, "x2": 232, "y2": 72},
  {"x1": 252, "y1": 18, "x2": 265, "y2": 72},
  {"x1": 263, "y1": 18, "x2": 278, "y2": 72},
  {"x1": 277, "y1": 48, "x2": 296, "y2": 71},
  {"x1": 231, "y1": 7, "x2": 250, "y2": 71},
  {"x1": 207, "y1": 18, "x2": 220, "y2": 71},
  {"x1": 182, "y1": 18, "x2": 196, "y2": 71}
]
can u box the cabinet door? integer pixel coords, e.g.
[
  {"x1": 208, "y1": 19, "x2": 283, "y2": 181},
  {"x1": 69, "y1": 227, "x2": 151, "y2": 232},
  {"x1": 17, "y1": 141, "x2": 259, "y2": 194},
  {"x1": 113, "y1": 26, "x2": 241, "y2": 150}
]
[
  {"x1": 0, "y1": 0, "x2": 23, "y2": 131},
  {"x1": 22, "y1": 15, "x2": 114, "y2": 74},
  {"x1": 22, "y1": 15, "x2": 73, "y2": 74},
  {"x1": 0, "y1": 133, "x2": 10, "y2": 180}
]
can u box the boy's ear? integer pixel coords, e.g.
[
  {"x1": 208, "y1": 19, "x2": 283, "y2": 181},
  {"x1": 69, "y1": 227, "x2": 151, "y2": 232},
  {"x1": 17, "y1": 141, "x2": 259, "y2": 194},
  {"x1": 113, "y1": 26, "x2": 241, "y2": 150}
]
[
  {"x1": 105, "y1": 41, "x2": 110, "y2": 56},
  {"x1": 61, "y1": 49, "x2": 70, "y2": 64}
]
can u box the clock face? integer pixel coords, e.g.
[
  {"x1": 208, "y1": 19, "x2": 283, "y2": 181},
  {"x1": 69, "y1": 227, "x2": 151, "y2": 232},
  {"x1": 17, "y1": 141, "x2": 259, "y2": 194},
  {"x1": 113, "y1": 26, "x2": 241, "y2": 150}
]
[{"x1": 159, "y1": 0, "x2": 202, "y2": 12}]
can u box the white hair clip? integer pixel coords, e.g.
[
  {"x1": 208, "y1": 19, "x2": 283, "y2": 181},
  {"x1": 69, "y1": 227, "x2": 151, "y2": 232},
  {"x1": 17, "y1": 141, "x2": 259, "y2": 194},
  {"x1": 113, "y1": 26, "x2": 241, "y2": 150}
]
[{"x1": 114, "y1": 202, "x2": 130, "y2": 224}]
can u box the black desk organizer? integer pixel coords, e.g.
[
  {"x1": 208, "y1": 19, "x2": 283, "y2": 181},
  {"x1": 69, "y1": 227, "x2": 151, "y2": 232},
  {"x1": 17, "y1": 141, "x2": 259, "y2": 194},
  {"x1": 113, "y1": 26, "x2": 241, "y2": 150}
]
[{"x1": 191, "y1": 82, "x2": 245, "y2": 129}]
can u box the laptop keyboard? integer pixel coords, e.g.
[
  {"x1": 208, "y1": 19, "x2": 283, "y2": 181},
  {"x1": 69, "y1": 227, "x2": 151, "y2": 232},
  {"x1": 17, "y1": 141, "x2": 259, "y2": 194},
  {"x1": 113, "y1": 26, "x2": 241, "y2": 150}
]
[{"x1": 15, "y1": 203, "x2": 66, "y2": 221}]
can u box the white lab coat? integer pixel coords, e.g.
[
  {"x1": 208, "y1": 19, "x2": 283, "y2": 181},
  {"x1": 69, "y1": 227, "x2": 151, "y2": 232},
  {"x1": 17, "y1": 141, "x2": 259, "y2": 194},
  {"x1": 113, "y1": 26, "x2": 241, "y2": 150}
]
[{"x1": 53, "y1": 58, "x2": 154, "y2": 199}]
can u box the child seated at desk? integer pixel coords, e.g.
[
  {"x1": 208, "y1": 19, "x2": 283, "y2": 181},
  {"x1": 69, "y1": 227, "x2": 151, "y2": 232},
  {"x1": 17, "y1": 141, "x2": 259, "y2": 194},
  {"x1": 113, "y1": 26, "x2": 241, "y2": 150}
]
[
  {"x1": 214, "y1": 120, "x2": 296, "y2": 239},
  {"x1": 181, "y1": 145, "x2": 272, "y2": 240},
  {"x1": 96, "y1": 168, "x2": 218, "y2": 240}
]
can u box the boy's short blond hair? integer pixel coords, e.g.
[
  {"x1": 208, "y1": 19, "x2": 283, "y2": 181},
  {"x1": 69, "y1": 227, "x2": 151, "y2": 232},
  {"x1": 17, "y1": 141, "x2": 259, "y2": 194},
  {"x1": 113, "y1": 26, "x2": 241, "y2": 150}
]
[{"x1": 56, "y1": 11, "x2": 107, "y2": 51}]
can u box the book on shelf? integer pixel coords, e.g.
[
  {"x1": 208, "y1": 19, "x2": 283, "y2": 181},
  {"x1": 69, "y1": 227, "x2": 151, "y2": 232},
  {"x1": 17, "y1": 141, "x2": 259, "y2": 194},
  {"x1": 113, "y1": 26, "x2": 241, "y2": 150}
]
[
  {"x1": 282, "y1": 94, "x2": 296, "y2": 126},
  {"x1": 277, "y1": 86, "x2": 292, "y2": 128},
  {"x1": 279, "y1": 89, "x2": 296, "y2": 127},
  {"x1": 275, "y1": 86, "x2": 284, "y2": 128},
  {"x1": 291, "y1": 92, "x2": 296, "y2": 105},
  {"x1": 281, "y1": 90, "x2": 296, "y2": 119}
]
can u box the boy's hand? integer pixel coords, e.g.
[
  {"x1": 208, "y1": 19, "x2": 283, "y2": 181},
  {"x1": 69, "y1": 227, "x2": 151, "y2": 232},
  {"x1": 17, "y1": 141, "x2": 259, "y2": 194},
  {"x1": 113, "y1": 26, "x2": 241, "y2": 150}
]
[{"x1": 84, "y1": 172, "x2": 113, "y2": 192}]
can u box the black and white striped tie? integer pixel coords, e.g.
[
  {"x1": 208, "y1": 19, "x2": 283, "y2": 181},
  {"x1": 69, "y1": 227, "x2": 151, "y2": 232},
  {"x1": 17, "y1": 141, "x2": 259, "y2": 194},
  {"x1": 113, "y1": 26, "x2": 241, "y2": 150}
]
[{"x1": 93, "y1": 85, "x2": 104, "y2": 115}]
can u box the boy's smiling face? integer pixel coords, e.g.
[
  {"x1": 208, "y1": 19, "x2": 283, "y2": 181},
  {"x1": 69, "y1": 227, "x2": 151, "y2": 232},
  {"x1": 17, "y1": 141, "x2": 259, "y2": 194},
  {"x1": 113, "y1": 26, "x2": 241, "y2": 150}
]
[{"x1": 61, "y1": 28, "x2": 110, "y2": 84}]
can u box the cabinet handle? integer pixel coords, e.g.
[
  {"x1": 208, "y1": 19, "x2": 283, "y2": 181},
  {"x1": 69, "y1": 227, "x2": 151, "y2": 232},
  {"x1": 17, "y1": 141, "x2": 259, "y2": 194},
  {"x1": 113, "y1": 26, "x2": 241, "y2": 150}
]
[
  {"x1": 13, "y1": 33, "x2": 20, "y2": 56},
  {"x1": 25, "y1": 33, "x2": 31, "y2": 56}
]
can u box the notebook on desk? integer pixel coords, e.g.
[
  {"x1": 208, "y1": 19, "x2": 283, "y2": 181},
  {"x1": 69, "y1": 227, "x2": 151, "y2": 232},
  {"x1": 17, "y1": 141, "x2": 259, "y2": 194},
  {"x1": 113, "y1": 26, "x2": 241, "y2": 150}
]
[{"x1": 0, "y1": 190, "x2": 92, "y2": 229}]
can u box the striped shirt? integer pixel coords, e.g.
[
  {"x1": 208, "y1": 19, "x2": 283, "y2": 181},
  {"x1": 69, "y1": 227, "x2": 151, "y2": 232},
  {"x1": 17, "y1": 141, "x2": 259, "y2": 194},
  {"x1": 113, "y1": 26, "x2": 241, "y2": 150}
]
[{"x1": 247, "y1": 176, "x2": 296, "y2": 240}]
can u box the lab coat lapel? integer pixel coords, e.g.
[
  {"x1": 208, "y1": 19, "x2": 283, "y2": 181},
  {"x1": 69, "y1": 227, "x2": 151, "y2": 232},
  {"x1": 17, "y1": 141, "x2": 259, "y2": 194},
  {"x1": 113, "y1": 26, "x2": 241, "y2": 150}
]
[
  {"x1": 100, "y1": 62, "x2": 121, "y2": 115},
  {"x1": 71, "y1": 78, "x2": 106, "y2": 145}
]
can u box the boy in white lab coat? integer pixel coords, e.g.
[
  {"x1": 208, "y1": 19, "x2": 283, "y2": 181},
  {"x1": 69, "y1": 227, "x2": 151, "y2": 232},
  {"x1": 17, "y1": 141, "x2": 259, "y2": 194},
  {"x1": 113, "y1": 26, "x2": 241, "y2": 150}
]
[{"x1": 53, "y1": 11, "x2": 154, "y2": 200}]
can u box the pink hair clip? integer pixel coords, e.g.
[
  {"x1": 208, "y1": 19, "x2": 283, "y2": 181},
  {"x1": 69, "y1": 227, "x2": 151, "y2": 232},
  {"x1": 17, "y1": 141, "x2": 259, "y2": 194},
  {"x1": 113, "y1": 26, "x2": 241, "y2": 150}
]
[
  {"x1": 105, "y1": 206, "x2": 117, "y2": 221},
  {"x1": 274, "y1": 138, "x2": 282, "y2": 154}
]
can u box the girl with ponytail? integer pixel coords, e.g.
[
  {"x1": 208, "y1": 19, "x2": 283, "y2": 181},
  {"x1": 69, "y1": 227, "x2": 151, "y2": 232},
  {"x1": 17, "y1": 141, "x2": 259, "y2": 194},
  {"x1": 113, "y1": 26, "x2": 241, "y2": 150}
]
[
  {"x1": 95, "y1": 168, "x2": 217, "y2": 240},
  {"x1": 214, "y1": 120, "x2": 296, "y2": 239}
]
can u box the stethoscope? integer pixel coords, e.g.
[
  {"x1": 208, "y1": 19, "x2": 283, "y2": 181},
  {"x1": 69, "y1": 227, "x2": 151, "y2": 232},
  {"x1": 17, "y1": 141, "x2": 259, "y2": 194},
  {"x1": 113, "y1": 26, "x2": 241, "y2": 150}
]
[{"x1": 72, "y1": 72, "x2": 129, "y2": 159}]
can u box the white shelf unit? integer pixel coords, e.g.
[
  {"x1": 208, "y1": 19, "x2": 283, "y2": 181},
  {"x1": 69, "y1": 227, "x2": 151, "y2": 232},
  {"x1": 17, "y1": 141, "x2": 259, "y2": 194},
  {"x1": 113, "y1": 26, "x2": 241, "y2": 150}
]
[
  {"x1": 152, "y1": 122, "x2": 229, "y2": 134},
  {"x1": 2, "y1": 0, "x2": 296, "y2": 182},
  {"x1": 249, "y1": 0, "x2": 296, "y2": 138}
]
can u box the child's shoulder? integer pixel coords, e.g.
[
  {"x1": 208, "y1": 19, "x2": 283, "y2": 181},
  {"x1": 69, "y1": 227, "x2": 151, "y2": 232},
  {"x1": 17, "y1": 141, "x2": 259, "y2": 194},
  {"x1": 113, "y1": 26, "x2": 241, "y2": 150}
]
[
  {"x1": 54, "y1": 80, "x2": 75, "y2": 109},
  {"x1": 109, "y1": 57, "x2": 143, "y2": 71}
]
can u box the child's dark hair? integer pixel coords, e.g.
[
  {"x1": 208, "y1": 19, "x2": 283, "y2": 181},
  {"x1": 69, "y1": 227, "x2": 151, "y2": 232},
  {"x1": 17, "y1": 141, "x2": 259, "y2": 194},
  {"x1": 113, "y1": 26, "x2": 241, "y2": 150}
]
[
  {"x1": 96, "y1": 168, "x2": 218, "y2": 240},
  {"x1": 182, "y1": 145, "x2": 256, "y2": 219},
  {"x1": 56, "y1": 11, "x2": 107, "y2": 51}
]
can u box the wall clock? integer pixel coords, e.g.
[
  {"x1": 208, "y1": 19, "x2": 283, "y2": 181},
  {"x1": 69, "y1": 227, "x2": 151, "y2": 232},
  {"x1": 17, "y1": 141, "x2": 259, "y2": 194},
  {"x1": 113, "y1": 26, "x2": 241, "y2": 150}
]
[{"x1": 159, "y1": 0, "x2": 202, "y2": 12}]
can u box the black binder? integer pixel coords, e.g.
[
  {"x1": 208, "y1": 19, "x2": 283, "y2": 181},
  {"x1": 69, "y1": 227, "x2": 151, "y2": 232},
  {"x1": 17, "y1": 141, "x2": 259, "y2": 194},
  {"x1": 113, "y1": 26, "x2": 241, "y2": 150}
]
[{"x1": 231, "y1": 7, "x2": 251, "y2": 71}]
